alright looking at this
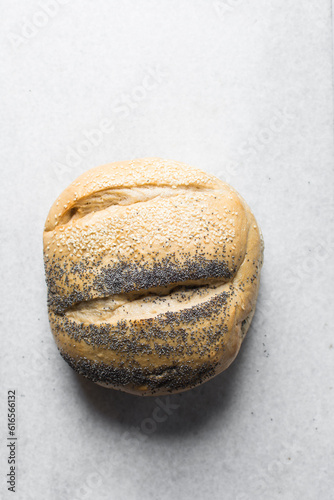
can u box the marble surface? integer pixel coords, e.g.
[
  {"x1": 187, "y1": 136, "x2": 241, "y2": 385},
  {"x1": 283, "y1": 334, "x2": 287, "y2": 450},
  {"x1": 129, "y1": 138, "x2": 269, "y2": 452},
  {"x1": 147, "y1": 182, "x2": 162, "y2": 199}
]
[{"x1": 1, "y1": 1, "x2": 333, "y2": 499}]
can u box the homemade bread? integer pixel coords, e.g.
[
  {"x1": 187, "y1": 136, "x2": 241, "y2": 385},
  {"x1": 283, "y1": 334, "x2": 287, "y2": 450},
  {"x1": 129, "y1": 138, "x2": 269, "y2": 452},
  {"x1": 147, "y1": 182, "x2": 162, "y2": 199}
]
[{"x1": 43, "y1": 158, "x2": 264, "y2": 395}]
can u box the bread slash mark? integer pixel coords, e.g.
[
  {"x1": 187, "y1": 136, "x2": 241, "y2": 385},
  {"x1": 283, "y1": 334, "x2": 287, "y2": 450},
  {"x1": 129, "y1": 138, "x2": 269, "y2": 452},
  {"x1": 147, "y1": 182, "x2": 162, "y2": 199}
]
[
  {"x1": 48, "y1": 184, "x2": 218, "y2": 230},
  {"x1": 64, "y1": 278, "x2": 230, "y2": 323}
]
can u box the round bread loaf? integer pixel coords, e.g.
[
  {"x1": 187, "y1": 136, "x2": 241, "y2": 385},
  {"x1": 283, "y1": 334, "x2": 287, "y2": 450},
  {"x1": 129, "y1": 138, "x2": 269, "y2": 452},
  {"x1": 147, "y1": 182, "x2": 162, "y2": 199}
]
[{"x1": 43, "y1": 158, "x2": 263, "y2": 395}]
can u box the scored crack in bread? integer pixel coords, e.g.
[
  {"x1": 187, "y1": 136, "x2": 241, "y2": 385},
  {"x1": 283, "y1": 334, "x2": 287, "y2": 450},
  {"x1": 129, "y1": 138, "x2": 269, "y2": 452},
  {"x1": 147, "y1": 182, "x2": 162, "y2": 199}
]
[{"x1": 43, "y1": 158, "x2": 264, "y2": 396}]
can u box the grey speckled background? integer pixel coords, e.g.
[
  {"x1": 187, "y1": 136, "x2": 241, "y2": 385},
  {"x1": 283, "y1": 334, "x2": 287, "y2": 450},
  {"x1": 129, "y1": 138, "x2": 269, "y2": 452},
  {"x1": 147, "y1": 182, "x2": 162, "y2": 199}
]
[{"x1": 1, "y1": 1, "x2": 333, "y2": 499}]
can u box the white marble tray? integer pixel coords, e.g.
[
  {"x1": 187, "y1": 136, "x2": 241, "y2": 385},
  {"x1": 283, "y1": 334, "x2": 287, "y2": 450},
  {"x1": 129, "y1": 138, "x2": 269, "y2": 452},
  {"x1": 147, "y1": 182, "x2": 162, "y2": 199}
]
[{"x1": 0, "y1": 1, "x2": 333, "y2": 499}]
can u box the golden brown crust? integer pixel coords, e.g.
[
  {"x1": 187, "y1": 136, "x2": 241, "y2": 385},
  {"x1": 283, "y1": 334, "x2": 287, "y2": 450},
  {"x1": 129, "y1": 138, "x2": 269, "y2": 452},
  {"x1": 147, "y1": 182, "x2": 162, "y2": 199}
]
[{"x1": 43, "y1": 158, "x2": 263, "y2": 395}]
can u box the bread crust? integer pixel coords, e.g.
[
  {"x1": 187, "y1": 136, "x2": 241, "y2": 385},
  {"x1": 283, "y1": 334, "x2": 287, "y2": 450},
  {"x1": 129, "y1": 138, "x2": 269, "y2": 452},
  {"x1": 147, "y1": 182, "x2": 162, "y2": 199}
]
[{"x1": 43, "y1": 158, "x2": 263, "y2": 395}]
